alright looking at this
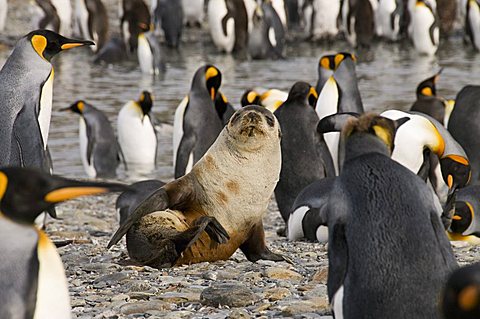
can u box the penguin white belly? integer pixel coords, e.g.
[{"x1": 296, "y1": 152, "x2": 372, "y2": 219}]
[
  {"x1": 312, "y1": 0, "x2": 340, "y2": 38},
  {"x1": 469, "y1": 1, "x2": 480, "y2": 51},
  {"x1": 182, "y1": 0, "x2": 204, "y2": 25},
  {"x1": 0, "y1": 0, "x2": 7, "y2": 31},
  {"x1": 51, "y1": 0, "x2": 72, "y2": 36},
  {"x1": 332, "y1": 286, "x2": 344, "y2": 319},
  {"x1": 316, "y1": 77, "x2": 340, "y2": 174},
  {"x1": 316, "y1": 226, "x2": 328, "y2": 243},
  {"x1": 208, "y1": 0, "x2": 235, "y2": 53},
  {"x1": 412, "y1": 5, "x2": 438, "y2": 55},
  {"x1": 271, "y1": 0, "x2": 287, "y2": 28},
  {"x1": 38, "y1": 70, "x2": 54, "y2": 150},
  {"x1": 118, "y1": 103, "x2": 157, "y2": 165},
  {"x1": 173, "y1": 96, "x2": 189, "y2": 165},
  {"x1": 137, "y1": 34, "x2": 154, "y2": 74},
  {"x1": 244, "y1": 0, "x2": 257, "y2": 33},
  {"x1": 74, "y1": 0, "x2": 89, "y2": 40},
  {"x1": 287, "y1": 206, "x2": 308, "y2": 241},
  {"x1": 341, "y1": 0, "x2": 349, "y2": 34},
  {"x1": 377, "y1": 0, "x2": 396, "y2": 39},
  {"x1": 34, "y1": 231, "x2": 71, "y2": 319},
  {"x1": 302, "y1": 4, "x2": 313, "y2": 34},
  {"x1": 79, "y1": 118, "x2": 96, "y2": 178}
]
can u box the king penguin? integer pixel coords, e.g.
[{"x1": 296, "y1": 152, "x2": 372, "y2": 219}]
[
  {"x1": 33, "y1": 0, "x2": 73, "y2": 36},
  {"x1": 445, "y1": 185, "x2": 480, "y2": 244},
  {"x1": 62, "y1": 100, "x2": 122, "y2": 179},
  {"x1": 443, "y1": 262, "x2": 480, "y2": 319},
  {"x1": 207, "y1": 0, "x2": 249, "y2": 53},
  {"x1": 321, "y1": 113, "x2": 457, "y2": 319},
  {"x1": 410, "y1": 69, "x2": 448, "y2": 125},
  {"x1": 448, "y1": 86, "x2": 480, "y2": 184},
  {"x1": 302, "y1": 0, "x2": 340, "y2": 41},
  {"x1": 118, "y1": 91, "x2": 158, "y2": 171},
  {"x1": 137, "y1": 24, "x2": 165, "y2": 75},
  {"x1": 411, "y1": 0, "x2": 439, "y2": 55},
  {"x1": 0, "y1": 167, "x2": 127, "y2": 319},
  {"x1": 181, "y1": 0, "x2": 204, "y2": 27},
  {"x1": 173, "y1": 65, "x2": 224, "y2": 178},
  {"x1": 73, "y1": 0, "x2": 109, "y2": 52},
  {"x1": 466, "y1": 0, "x2": 480, "y2": 51},
  {"x1": 341, "y1": 0, "x2": 376, "y2": 48},
  {"x1": 315, "y1": 52, "x2": 364, "y2": 174},
  {"x1": 376, "y1": 0, "x2": 405, "y2": 41},
  {"x1": 0, "y1": 30, "x2": 94, "y2": 172},
  {"x1": 153, "y1": 0, "x2": 184, "y2": 48},
  {"x1": 273, "y1": 82, "x2": 334, "y2": 226},
  {"x1": 120, "y1": 0, "x2": 151, "y2": 53}
]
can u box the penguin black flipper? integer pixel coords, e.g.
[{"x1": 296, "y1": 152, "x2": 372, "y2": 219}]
[
  {"x1": 11, "y1": 104, "x2": 48, "y2": 171},
  {"x1": 429, "y1": 19, "x2": 439, "y2": 47},
  {"x1": 317, "y1": 112, "x2": 360, "y2": 134},
  {"x1": 417, "y1": 148, "x2": 432, "y2": 182},
  {"x1": 175, "y1": 132, "x2": 196, "y2": 178},
  {"x1": 327, "y1": 221, "x2": 348, "y2": 302},
  {"x1": 85, "y1": 119, "x2": 95, "y2": 167},
  {"x1": 318, "y1": 140, "x2": 336, "y2": 177}
]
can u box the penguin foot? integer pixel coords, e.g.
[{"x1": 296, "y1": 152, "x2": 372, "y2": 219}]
[{"x1": 276, "y1": 226, "x2": 287, "y2": 237}]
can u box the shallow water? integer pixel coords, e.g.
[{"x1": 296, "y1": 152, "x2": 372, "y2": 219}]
[{"x1": 1, "y1": 1, "x2": 480, "y2": 183}]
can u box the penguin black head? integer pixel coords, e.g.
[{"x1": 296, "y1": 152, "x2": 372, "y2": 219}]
[
  {"x1": 286, "y1": 82, "x2": 318, "y2": 108},
  {"x1": 440, "y1": 155, "x2": 471, "y2": 196},
  {"x1": 204, "y1": 65, "x2": 222, "y2": 101},
  {"x1": 137, "y1": 91, "x2": 153, "y2": 115},
  {"x1": 63, "y1": 100, "x2": 86, "y2": 115},
  {"x1": 319, "y1": 52, "x2": 356, "y2": 71},
  {"x1": 416, "y1": 69, "x2": 442, "y2": 98},
  {"x1": 442, "y1": 262, "x2": 480, "y2": 319},
  {"x1": 450, "y1": 201, "x2": 474, "y2": 235},
  {"x1": 0, "y1": 167, "x2": 127, "y2": 225},
  {"x1": 241, "y1": 89, "x2": 261, "y2": 107},
  {"x1": 27, "y1": 29, "x2": 95, "y2": 62},
  {"x1": 342, "y1": 113, "x2": 397, "y2": 155}
]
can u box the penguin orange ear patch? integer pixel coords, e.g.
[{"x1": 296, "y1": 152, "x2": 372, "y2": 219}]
[
  {"x1": 0, "y1": 171, "x2": 7, "y2": 199},
  {"x1": 334, "y1": 54, "x2": 345, "y2": 69},
  {"x1": 320, "y1": 57, "x2": 331, "y2": 70},
  {"x1": 31, "y1": 35, "x2": 47, "y2": 60},
  {"x1": 77, "y1": 101, "x2": 85, "y2": 112},
  {"x1": 247, "y1": 91, "x2": 258, "y2": 104},
  {"x1": 205, "y1": 67, "x2": 219, "y2": 81},
  {"x1": 421, "y1": 87, "x2": 433, "y2": 96},
  {"x1": 372, "y1": 125, "x2": 394, "y2": 150},
  {"x1": 458, "y1": 285, "x2": 480, "y2": 311}
]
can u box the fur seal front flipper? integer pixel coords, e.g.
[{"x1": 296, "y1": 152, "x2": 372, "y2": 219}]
[{"x1": 240, "y1": 222, "x2": 283, "y2": 262}]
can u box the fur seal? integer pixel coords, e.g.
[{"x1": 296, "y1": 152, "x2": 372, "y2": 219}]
[{"x1": 108, "y1": 106, "x2": 285, "y2": 267}]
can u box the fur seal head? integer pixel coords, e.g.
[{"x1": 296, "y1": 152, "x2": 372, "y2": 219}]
[{"x1": 226, "y1": 105, "x2": 281, "y2": 151}]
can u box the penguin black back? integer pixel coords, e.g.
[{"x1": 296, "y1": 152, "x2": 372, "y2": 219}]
[{"x1": 274, "y1": 82, "x2": 334, "y2": 223}]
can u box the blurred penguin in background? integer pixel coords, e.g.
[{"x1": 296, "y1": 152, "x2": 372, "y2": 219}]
[
  {"x1": 341, "y1": 0, "x2": 376, "y2": 48},
  {"x1": 375, "y1": 0, "x2": 406, "y2": 41},
  {"x1": 249, "y1": 1, "x2": 285, "y2": 59},
  {"x1": 121, "y1": 0, "x2": 151, "y2": 53},
  {"x1": 73, "y1": 0, "x2": 109, "y2": 52},
  {"x1": 302, "y1": 0, "x2": 341, "y2": 41},
  {"x1": 411, "y1": 0, "x2": 439, "y2": 55},
  {"x1": 137, "y1": 24, "x2": 165, "y2": 75},
  {"x1": 443, "y1": 263, "x2": 480, "y2": 319},
  {"x1": 32, "y1": 0, "x2": 72, "y2": 36},
  {"x1": 0, "y1": 0, "x2": 7, "y2": 31},
  {"x1": 153, "y1": 0, "x2": 184, "y2": 48},
  {"x1": 182, "y1": 0, "x2": 204, "y2": 27},
  {"x1": 437, "y1": 0, "x2": 457, "y2": 37},
  {"x1": 466, "y1": 0, "x2": 480, "y2": 51},
  {"x1": 208, "y1": 0, "x2": 249, "y2": 53}
]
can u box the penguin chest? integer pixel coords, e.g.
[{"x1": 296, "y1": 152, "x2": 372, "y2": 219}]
[
  {"x1": 34, "y1": 231, "x2": 71, "y2": 319},
  {"x1": 412, "y1": 5, "x2": 438, "y2": 55},
  {"x1": 118, "y1": 106, "x2": 157, "y2": 165},
  {"x1": 312, "y1": 0, "x2": 340, "y2": 36},
  {"x1": 79, "y1": 117, "x2": 96, "y2": 178},
  {"x1": 137, "y1": 35, "x2": 155, "y2": 74},
  {"x1": 173, "y1": 96, "x2": 189, "y2": 164},
  {"x1": 378, "y1": 0, "x2": 398, "y2": 39},
  {"x1": 208, "y1": 0, "x2": 235, "y2": 52},
  {"x1": 468, "y1": 2, "x2": 480, "y2": 50},
  {"x1": 38, "y1": 69, "x2": 54, "y2": 150}
]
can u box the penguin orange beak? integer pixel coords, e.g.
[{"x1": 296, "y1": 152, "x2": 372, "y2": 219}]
[
  {"x1": 60, "y1": 40, "x2": 95, "y2": 50},
  {"x1": 45, "y1": 187, "x2": 113, "y2": 203}
]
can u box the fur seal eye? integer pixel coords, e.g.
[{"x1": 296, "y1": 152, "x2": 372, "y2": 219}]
[{"x1": 266, "y1": 115, "x2": 275, "y2": 127}]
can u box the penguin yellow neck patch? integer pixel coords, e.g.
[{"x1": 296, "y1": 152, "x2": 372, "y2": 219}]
[
  {"x1": 0, "y1": 171, "x2": 7, "y2": 199},
  {"x1": 45, "y1": 187, "x2": 108, "y2": 203},
  {"x1": 31, "y1": 35, "x2": 47, "y2": 60}
]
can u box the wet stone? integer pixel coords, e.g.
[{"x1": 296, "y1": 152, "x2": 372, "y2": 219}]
[
  {"x1": 119, "y1": 301, "x2": 172, "y2": 315},
  {"x1": 201, "y1": 283, "x2": 258, "y2": 307}
]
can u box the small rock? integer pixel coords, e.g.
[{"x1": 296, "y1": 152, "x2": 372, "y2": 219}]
[
  {"x1": 71, "y1": 298, "x2": 86, "y2": 308},
  {"x1": 119, "y1": 301, "x2": 172, "y2": 315},
  {"x1": 264, "y1": 267, "x2": 303, "y2": 281},
  {"x1": 158, "y1": 292, "x2": 200, "y2": 303},
  {"x1": 202, "y1": 271, "x2": 218, "y2": 281},
  {"x1": 228, "y1": 308, "x2": 251, "y2": 318},
  {"x1": 201, "y1": 283, "x2": 258, "y2": 307},
  {"x1": 264, "y1": 287, "x2": 292, "y2": 301},
  {"x1": 127, "y1": 280, "x2": 152, "y2": 292},
  {"x1": 242, "y1": 271, "x2": 263, "y2": 283},
  {"x1": 111, "y1": 294, "x2": 130, "y2": 302},
  {"x1": 311, "y1": 268, "x2": 328, "y2": 284},
  {"x1": 280, "y1": 298, "x2": 330, "y2": 316},
  {"x1": 94, "y1": 272, "x2": 129, "y2": 285}
]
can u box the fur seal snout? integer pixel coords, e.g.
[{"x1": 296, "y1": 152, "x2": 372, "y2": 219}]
[{"x1": 108, "y1": 105, "x2": 284, "y2": 268}]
